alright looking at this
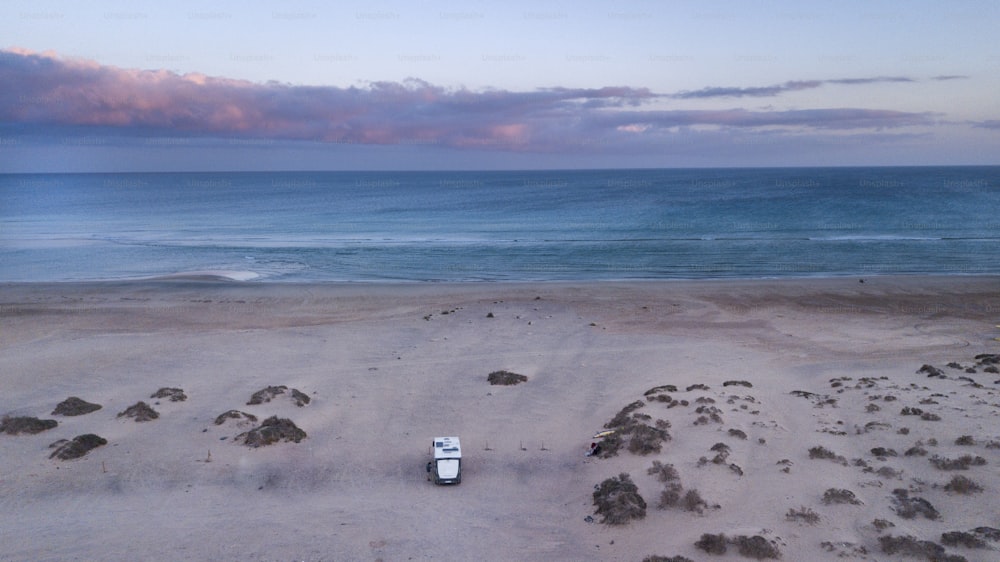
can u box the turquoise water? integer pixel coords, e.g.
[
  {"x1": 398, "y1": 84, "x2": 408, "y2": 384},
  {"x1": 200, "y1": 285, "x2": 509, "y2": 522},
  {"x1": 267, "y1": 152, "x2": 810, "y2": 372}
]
[{"x1": 1, "y1": 167, "x2": 998, "y2": 282}]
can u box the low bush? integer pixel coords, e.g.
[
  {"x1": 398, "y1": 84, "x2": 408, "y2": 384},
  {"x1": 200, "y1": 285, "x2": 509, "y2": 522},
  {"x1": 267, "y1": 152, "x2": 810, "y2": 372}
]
[
  {"x1": 0, "y1": 416, "x2": 58, "y2": 435},
  {"x1": 734, "y1": 535, "x2": 781, "y2": 560},
  {"x1": 592, "y1": 473, "x2": 646, "y2": 525},
  {"x1": 647, "y1": 460, "x2": 679, "y2": 482},
  {"x1": 929, "y1": 454, "x2": 987, "y2": 470},
  {"x1": 786, "y1": 506, "x2": 820, "y2": 524},
  {"x1": 823, "y1": 488, "x2": 862, "y2": 505},
  {"x1": 694, "y1": 533, "x2": 727, "y2": 555},
  {"x1": 941, "y1": 531, "x2": 987, "y2": 549},
  {"x1": 943, "y1": 475, "x2": 983, "y2": 494}
]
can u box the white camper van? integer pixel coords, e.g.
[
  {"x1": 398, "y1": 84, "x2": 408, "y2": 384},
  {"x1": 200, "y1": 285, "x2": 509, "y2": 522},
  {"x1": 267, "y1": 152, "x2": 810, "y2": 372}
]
[{"x1": 427, "y1": 436, "x2": 462, "y2": 485}]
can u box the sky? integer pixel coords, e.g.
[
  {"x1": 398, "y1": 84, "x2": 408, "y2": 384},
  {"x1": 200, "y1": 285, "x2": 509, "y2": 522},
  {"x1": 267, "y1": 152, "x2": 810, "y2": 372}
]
[{"x1": 1, "y1": 0, "x2": 998, "y2": 172}]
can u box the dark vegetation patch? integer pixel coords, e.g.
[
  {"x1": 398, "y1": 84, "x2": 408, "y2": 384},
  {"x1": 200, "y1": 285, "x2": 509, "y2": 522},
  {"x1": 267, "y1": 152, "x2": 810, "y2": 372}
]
[
  {"x1": 786, "y1": 506, "x2": 821, "y2": 524},
  {"x1": 1, "y1": 415, "x2": 58, "y2": 435},
  {"x1": 871, "y1": 447, "x2": 898, "y2": 458},
  {"x1": 642, "y1": 556, "x2": 693, "y2": 562},
  {"x1": 822, "y1": 488, "x2": 862, "y2": 505},
  {"x1": 117, "y1": 401, "x2": 159, "y2": 422},
  {"x1": 647, "y1": 460, "x2": 679, "y2": 482},
  {"x1": 878, "y1": 535, "x2": 966, "y2": 562},
  {"x1": 954, "y1": 435, "x2": 975, "y2": 446},
  {"x1": 486, "y1": 370, "x2": 528, "y2": 386},
  {"x1": 943, "y1": 475, "x2": 983, "y2": 494},
  {"x1": 644, "y1": 384, "x2": 678, "y2": 396},
  {"x1": 929, "y1": 454, "x2": 987, "y2": 471},
  {"x1": 940, "y1": 531, "x2": 987, "y2": 549},
  {"x1": 686, "y1": 384, "x2": 709, "y2": 392},
  {"x1": 597, "y1": 401, "x2": 671, "y2": 458},
  {"x1": 694, "y1": 533, "x2": 781, "y2": 559},
  {"x1": 213, "y1": 410, "x2": 258, "y2": 426},
  {"x1": 918, "y1": 364, "x2": 945, "y2": 378},
  {"x1": 247, "y1": 385, "x2": 310, "y2": 407},
  {"x1": 150, "y1": 387, "x2": 187, "y2": 402},
  {"x1": 236, "y1": 416, "x2": 307, "y2": 447},
  {"x1": 723, "y1": 380, "x2": 753, "y2": 388},
  {"x1": 809, "y1": 445, "x2": 847, "y2": 465},
  {"x1": 49, "y1": 434, "x2": 107, "y2": 460},
  {"x1": 728, "y1": 428, "x2": 748, "y2": 440},
  {"x1": 51, "y1": 396, "x2": 102, "y2": 416},
  {"x1": 592, "y1": 472, "x2": 646, "y2": 525},
  {"x1": 892, "y1": 489, "x2": 939, "y2": 520}
]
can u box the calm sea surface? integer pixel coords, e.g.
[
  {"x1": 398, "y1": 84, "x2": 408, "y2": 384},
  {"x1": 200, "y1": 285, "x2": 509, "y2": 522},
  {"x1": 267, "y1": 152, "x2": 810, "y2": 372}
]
[{"x1": 1, "y1": 168, "x2": 998, "y2": 282}]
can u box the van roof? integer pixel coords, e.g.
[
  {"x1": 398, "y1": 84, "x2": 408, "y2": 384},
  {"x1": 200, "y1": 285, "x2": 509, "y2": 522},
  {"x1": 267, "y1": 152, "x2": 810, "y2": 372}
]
[{"x1": 433, "y1": 436, "x2": 461, "y2": 459}]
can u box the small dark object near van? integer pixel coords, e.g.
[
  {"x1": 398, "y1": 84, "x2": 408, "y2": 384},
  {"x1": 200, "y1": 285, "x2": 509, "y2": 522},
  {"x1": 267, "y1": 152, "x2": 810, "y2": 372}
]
[{"x1": 487, "y1": 370, "x2": 528, "y2": 386}]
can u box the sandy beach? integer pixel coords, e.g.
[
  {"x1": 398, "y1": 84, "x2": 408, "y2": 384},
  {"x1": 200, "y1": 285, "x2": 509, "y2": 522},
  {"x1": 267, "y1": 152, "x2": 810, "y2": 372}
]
[{"x1": 2, "y1": 277, "x2": 999, "y2": 561}]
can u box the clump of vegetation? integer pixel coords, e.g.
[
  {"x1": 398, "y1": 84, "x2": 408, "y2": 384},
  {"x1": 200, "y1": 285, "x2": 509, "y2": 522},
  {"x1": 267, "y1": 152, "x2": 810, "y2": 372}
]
[
  {"x1": 728, "y1": 428, "x2": 748, "y2": 440},
  {"x1": 723, "y1": 380, "x2": 753, "y2": 388},
  {"x1": 49, "y1": 434, "x2": 107, "y2": 460},
  {"x1": 929, "y1": 454, "x2": 987, "y2": 470},
  {"x1": 943, "y1": 475, "x2": 983, "y2": 494},
  {"x1": 51, "y1": 396, "x2": 102, "y2": 416},
  {"x1": 644, "y1": 384, "x2": 678, "y2": 396},
  {"x1": 871, "y1": 447, "x2": 897, "y2": 458},
  {"x1": 734, "y1": 535, "x2": 782, "y2": 559},
  {"x1": 786, "y1": 506, "x2": 821, "y2": 525},
  {"x1": 941, "y1": 531, "x2": 987, "y2": 549},
  {"x1": 686, "y1": 383, "x2": 709, "y2": 391},
  {"x1": 873, "y1": 518, "x2": 896, "y2": 531},
  {"x1": 954, "y1": 435, "x2": 975, "y2": 446},
  {"x1": 647, "y1": 460, "x2": 679, "y2": 482},
  {"x1": 809, "y1": 445, "x2": 847, "y2": 465},
  {"x1": 592, "y1": 473, "x2": 646, "y2": 525},
  {"x1": 213, "y1": 410, "x2": 258, "y2": 426},
  {"x1": 247, "y1": 385, "x2": 311, "y2": 407},
  {"x1": 486, "y1": 370, "x2": 528, "y2": 386},
  {"x1": 598, "y1": 401, "x2": 671, "y2": 458},
  {"x1": 695, "y1": 533, "x2": 728, "y2": 555},
  {"x1": 642, "y1": 556, "x2": 693, "y2": 562},
  {"x1": 892, "y1": 489, "x2": 939, "y2": 520},
  {"x1": 823, "y1": 488, "x2": 862, "y2": 505},
  {"x1": 921, "y1": 412, "x2": 942, "y2": 421},
  {"x1": 682, "y1": 489, "x2": 708, "y2": 514},
  {"x1": 1, "y1": 415, "x2": 58, "y2": 435},
  {"x1": 150, "y1": 387, "x2": 187, "y2": 402},
  {"x1": 905, "y1": 445, "x2": 928, "y2": 456},
  {"x1": 117, "y1": 401, "x2": 159, "y2": 422},
  {"x1": 236, "y1": 416, "x2": 306, "y2": 447},
  {"x1": 694, "y1": 533, "x2": 781, "y2": 559},
  {"x1": 901, "y1": 406, "x2": 924, "y2": 416},
  {"x1": 878, "y1": 535, "x2": 964, "y2": 562},
  {"x1": 877, "y1": 466, "x2": 902, "y2": 479}
]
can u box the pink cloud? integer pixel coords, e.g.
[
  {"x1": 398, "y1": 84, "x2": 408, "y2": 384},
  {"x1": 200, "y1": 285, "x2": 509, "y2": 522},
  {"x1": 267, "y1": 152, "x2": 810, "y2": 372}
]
[{"x1": 0, "y1": 48, "x2": 945, "y2": 153}]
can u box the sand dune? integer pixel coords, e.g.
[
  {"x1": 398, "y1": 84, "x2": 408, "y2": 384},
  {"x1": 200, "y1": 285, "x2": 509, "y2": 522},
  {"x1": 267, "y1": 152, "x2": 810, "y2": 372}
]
[{"x1": 1, "y1": 277, "x2": 999, "y2": 561}]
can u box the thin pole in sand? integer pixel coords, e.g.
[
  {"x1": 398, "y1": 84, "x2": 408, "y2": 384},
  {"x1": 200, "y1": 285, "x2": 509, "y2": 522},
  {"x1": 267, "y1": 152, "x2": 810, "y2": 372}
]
[
  {"x1": 519, "y1": 440, "x2": 526, "y2": 451},
  {"x1": 484, "y1": 440, "x2": 492, "y2": 451},
  {"x1": 540, "y1": 441, "x2": 548, "y2": 451},
  {"x1": 101, "y1": 461, "x2": 107, "y2": 474},
  {"x1": 206, "y1": 450, "x2": 212, "y2": 463}
]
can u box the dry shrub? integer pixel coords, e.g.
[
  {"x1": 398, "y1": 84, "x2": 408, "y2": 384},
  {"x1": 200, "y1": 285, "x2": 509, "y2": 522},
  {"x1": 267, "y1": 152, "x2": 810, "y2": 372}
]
[
  {"x1": 592, "y1": 473, "x2": 646, "y2": 525},
  {"x1": 929, "y1": 454, "x2": 987, "y2": 470},
  {"x1": 682, "y1": 489, "x2": 708, "y2": 514},
  {"x1": 954, "y1": 435, "x2": 975, "y2": 446},
  {"x1": 486, "y1": 370, "x2": 528, "y2": 386},
  {"x1": 642, "y1": 557, "x2": 693, "y2": 562},
  {"x1": 878, "y1": 535, "x2": 966, "y2": 562},
  {"x1": 734, "y1": 535, "x2": 781, "y2": 560},
  {"x1": 728, "y1": 428, "x2": 748, "y2": 440},
  {"x1": 809, "y1": 445, "x2": 847, "y2": 465},
  {"x1": 941, "y1": 531, "x2": 987, "y2": 549},
  {"x1": 786, "y1": 506, "x2": 820, "y2": 525},
  {"x1": 905, "y1": 445, "x2": 928, "y2": 456},
  {"x1": 943, "y1": 475, "x2": 983, "y2": 494},
  {"x1": 117, "y1": 401, "x2": 159, "y2": 422},
  {"x1": 627, "y1": 424, "x2": 671, "y2": 455},
  {"x1": 606, "y1": 400, "x2": 645, "y2": 429},
  {"x1": 49, "y1": 433, "x2": 107, "y2": 460},
  {"x1": 247, "y1": 385, "x2": 310, "y2": 406},
  {"x1": 877, "y1": 466, "x2": 902, "y2": 479},
  {"x1": 644, "y1": 384, "x2": 678, "y2": 396},
  {"x1": 658, "y1": 483, "x2": 683, "y2": 509},
  {"x1": 892, "y1": 489, "x2": 939, "y2": 520},
  {"x1": 695, "y1": 533, "x2": 727, "y2": 555},
  {"x1": 214, "y1": 410, "x2": 258, "y2": 426},
  {"x1": 873, "y1": 518, "x2": 895, "y2": 531},
  {"x1": 1, "y1": 416, "x2": 58, "y2": 435},
  {"x1": 51, "y1": 397, "x2": 102, "y2": 416},
  {"x1": 921, "y1": 412, "x2": 942, "y2": 421},
  {"x1": 686, "y1": 384, "x2": 709, "y2": 391},
  {"x1": 150, "y1": 387, "x2": 187, "y2": 402},
  {"x1": 647, "y1": 460, "x2": 679, "y2": 482},
  {"x1": 237, "y1": 416, "x2": 307, "y2": 447},
  {"x1": 723, "y1": 380, "x2": 752, "y2": 387},
  {"x1": 871, "y1": 447, "x2": 897, "y2": 457},
  {"x1": 822, "y1": 488, "x2": 862, "y2": 505}
]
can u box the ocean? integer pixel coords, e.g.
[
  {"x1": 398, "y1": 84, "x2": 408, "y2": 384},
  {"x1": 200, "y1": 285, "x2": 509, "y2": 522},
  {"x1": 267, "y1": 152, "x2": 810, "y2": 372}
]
[{"x1": 1, "y1": 167, "x2": 998, "y2": 282}]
